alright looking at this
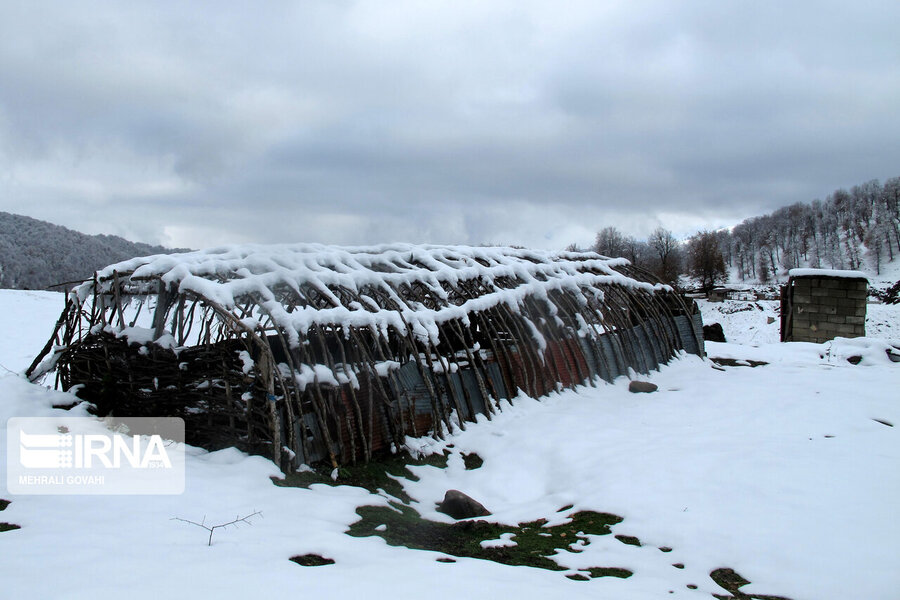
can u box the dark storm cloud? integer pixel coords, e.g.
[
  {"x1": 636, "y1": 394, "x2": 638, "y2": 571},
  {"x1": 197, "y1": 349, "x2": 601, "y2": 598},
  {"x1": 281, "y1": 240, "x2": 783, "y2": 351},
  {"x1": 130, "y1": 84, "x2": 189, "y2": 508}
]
[{"x1": 1, "y1": 1, "x2": 898, "y2": 249}]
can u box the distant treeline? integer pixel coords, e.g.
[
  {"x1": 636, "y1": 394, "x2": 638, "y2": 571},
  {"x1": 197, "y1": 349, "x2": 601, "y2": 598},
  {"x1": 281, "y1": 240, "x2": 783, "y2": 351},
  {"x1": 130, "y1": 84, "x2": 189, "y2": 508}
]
[
  {"x1": 578, "y1": 176, "x2": 900, "y2": 287},
  {"x1": 717, "y1": 177, "x2": 900, "y2": 280},
  {"x1": 0, "y1": 212, "x2": 185, "y2": 290}
]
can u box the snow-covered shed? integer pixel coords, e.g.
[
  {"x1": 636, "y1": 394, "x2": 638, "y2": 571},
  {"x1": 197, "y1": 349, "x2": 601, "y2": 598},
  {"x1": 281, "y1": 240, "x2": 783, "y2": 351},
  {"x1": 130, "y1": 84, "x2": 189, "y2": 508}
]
[
  {"x1": 28, "y1": 244, "x2": 704, "y2": 469},
  {"x1": 780, "y1": 268, "x2": 868, "y2": 343}
]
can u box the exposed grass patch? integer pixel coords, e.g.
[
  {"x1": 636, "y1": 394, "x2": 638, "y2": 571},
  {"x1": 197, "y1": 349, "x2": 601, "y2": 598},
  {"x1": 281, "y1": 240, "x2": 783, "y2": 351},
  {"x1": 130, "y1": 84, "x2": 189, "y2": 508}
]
[
  {"x1": 274, "y1": 450, "x2": 450, "y2": 503},
  {"x1": 279, "y1": 452, "x2": 632, "y2": 578},
  {"x1": 289, "y1": 554, "x2": 335, "y2": 567},
  {"x1": 711, "y1": 358, "x2": 769, "y2": 368},
  {"x1": 0, "y1": 499, "x2": 20, "y2": 532},
  {"x1": 615, "y1": 534, "x2": 642, "y2": 547},
  {"x1": 462, "y1": 452, "x2": 484, "y2": 470},
  {"x1": 584, "y1": 567, "x2": 633, "y2": 579},
  {"x1": 347, "y1": 502, "x2": 628, "y2": 577},
  {"x1": 709, "y1": 567, "x2": 793, "y2": 600}
]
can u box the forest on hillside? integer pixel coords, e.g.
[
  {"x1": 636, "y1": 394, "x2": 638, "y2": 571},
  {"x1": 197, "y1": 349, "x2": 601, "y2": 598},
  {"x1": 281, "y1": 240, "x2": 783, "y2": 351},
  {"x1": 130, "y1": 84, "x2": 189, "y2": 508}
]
[
  {"x1": 0, "y1": 212, "x2": 181, "y2": 290},
  {"x1": 582, "y1": 176, "x2": 900, "y2": 289}
]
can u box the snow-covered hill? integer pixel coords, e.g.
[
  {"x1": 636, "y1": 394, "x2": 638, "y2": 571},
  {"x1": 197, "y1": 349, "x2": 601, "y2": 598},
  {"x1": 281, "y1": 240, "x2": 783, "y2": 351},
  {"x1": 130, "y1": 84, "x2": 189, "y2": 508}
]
[
  {"x1": 0, "y1": 212, "x2": 185, "y2": 291},
  {"x1": 1, "y1": 290, "x2": 898, "y2": 600},
  {"x1": 719, "y1": 255, "x2": 900, "y2": 295}
]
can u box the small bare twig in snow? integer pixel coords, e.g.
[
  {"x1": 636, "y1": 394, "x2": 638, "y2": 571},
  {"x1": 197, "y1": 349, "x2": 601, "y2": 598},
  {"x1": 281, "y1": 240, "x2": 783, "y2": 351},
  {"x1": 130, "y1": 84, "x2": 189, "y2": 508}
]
[{"x1": 171, "y1": 510, "x2": 262, "y2": 546}]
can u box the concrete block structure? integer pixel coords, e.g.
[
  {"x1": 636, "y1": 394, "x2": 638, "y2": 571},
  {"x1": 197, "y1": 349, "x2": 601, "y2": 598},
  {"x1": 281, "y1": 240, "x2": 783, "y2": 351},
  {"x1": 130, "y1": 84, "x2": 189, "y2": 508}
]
[{"x1": 780, "y1": 269, "x2": 868, "y2": 343}]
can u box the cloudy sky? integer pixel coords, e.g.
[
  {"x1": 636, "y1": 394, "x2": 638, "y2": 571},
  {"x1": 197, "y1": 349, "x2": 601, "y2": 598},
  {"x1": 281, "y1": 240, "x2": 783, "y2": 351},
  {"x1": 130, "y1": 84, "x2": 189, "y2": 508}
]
[{"x1": 1, "y1": 1, "x2": 898, "y2": 250}]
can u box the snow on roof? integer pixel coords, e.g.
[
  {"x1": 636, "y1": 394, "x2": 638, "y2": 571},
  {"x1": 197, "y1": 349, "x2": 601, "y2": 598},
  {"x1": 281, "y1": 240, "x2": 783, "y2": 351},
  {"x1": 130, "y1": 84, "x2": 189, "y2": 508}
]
[
  {"x1": 788, "y1": 268, "x2": 868, "y2": 280},
  {"x1": 75, "y1": 244, "x2": 666, "y2": 344}
]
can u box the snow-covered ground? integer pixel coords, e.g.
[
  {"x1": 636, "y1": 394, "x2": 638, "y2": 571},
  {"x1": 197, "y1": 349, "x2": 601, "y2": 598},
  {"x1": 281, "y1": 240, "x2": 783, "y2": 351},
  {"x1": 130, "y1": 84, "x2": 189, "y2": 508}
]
[
  {"x1": 0, "y1": 290, "x2": 68, "y2": 374},
  {"x1": 1, "y1": 290, "x2": 899, "y2": 599},
  {"x1": 867, "y1": 257, "x2": 900, "y2": 294}
]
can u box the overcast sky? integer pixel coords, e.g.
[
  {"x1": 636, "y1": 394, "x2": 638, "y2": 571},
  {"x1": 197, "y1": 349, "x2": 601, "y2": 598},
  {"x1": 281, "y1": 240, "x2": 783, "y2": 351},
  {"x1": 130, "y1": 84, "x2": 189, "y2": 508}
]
[{"x1": 1, "y1": 1, "x2": 899, "y2": 250}]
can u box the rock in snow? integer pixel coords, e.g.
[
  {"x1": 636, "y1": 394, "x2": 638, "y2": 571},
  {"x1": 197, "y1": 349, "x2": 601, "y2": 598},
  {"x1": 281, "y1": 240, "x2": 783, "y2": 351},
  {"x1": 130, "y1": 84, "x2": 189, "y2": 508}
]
[
  {"x1": 628, "y1": 380, "x2": 658, "y2": 393},
  {"x1": 703, "y1": 322, "x2": 727, "y2": 342},
  {"x1": 436, "y1": 490, "x2": 491, "y2": 520}
]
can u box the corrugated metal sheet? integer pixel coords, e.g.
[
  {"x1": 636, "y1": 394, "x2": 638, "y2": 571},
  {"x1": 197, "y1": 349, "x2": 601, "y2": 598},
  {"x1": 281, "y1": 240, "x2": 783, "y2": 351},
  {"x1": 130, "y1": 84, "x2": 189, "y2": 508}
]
[
  {"x1": 394, "y1": 361, "x2": 432, "y2": 415},
  {"x1": 675, "y1": 315, "x2": 702, "y2": 356},
  {"x1": 325, "y1": 310, "x2": 705, "y2": 464}
]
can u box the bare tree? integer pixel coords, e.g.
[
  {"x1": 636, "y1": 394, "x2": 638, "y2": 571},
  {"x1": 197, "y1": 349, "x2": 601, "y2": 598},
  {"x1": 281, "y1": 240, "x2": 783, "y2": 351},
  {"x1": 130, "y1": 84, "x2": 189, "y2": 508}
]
[
  {"x1": 758, "y1": 254, "x2": 770, "y2": 283},
  {"x1": 732, "y1": 221, "x2": 756, "y2": 280},
  {"x1": 623, "y1": 235, "x2": 652, "y2": 269},
  {"x1": 647, "y1": 227, "x2": 681, "y2": 285},
  {"x1": 592, "y1": 227, "x2": 627, "y2": 258},
  {"x1": 687, "y1": 231, "x2": 728, "y2": 293},
  {"x1": 881, "y1": 177, "x2": 900, "y2": 255}
]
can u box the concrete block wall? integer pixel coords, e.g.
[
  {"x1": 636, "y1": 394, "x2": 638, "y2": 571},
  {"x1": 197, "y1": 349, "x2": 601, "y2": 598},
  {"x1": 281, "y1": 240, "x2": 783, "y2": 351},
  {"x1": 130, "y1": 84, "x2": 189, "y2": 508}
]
[{"x1": 786, "y1": 276, "x2": 867, "y2": 343}]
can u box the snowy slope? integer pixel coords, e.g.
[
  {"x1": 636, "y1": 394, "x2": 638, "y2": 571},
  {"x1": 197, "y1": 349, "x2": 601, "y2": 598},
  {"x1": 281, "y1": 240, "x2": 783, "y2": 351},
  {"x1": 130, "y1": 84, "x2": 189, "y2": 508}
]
[
  {"x1": 868, "y1": 256, "x2": 900, "y2": 291},
  {"x1": 722, "y1": 256, "x2": 900, "y2": 293},
  {"x1": 0, "y1": 290, "x2": 67, "y2": 373},
  {"x1": 1, "y1": 290, "x2": 898, "y2": 600}
]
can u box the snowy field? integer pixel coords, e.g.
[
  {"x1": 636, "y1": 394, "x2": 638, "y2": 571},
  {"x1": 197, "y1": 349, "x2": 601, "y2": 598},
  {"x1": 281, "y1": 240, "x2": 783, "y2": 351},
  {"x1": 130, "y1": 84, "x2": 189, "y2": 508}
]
[{"x1": 1, "y1": 289, "x2": 899, "y2": 599}]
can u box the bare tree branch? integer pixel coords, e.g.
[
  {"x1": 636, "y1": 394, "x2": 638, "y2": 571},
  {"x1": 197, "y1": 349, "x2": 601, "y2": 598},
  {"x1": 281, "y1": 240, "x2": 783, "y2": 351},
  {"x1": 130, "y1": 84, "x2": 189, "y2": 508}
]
[{"x1": 172, "y1": 510, "x2": 262, "y2": 546}]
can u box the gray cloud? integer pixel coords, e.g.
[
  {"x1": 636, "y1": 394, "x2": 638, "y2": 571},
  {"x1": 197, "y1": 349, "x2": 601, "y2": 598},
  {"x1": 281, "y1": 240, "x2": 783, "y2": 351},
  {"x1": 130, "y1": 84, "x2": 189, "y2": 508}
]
[{"x1": 1, "y1": 1, "x2": 898, "y2": 250}]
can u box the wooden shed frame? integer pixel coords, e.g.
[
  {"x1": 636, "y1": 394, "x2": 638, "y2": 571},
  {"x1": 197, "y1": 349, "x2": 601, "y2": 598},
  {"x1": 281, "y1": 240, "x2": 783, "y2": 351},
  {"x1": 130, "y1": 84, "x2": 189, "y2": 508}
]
[{"x1": 28, "y1": 244, "x2": 704, "y2": 470}]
